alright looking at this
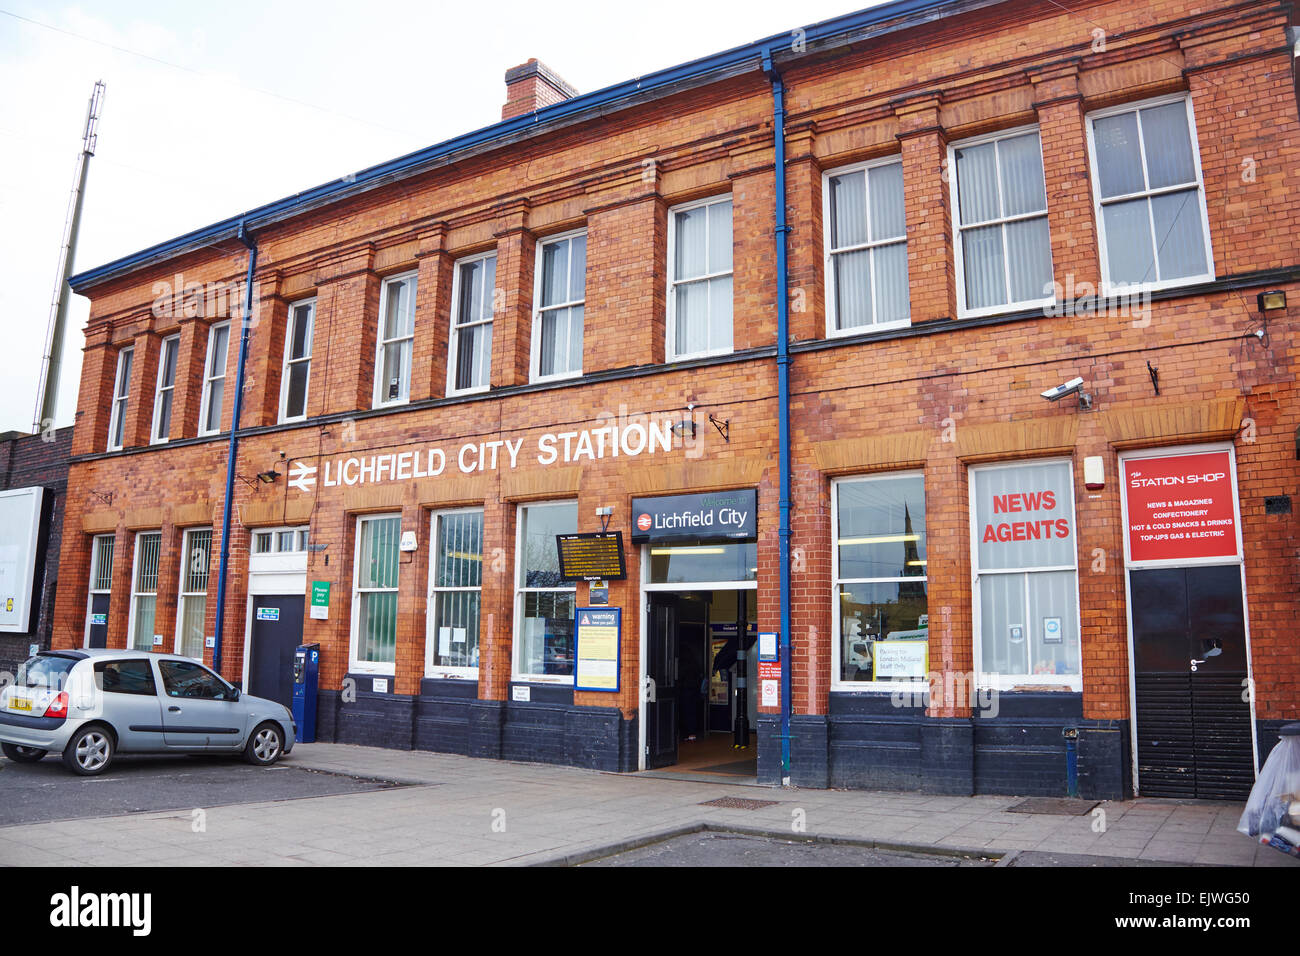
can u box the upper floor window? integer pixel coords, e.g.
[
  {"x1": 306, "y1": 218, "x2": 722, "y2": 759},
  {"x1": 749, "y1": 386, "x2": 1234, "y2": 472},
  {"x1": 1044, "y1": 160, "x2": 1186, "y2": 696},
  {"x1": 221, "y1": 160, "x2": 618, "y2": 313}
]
[
  {"x1": 668, "y1": 195, "x2": 732, "y2": 360},
  {"x1": 950, "y1": 127, "x2": 1053, "y2": 317},
  {"x1": 151, "y1": 334, "x2": 179, "y2": 443},
  {"x1": 825, "y1": 159, "x2": 909, "y2": 333},
  {"x1": 1087, "y1": 95, "x2": 1213, "y2": 293},
  {"x1": 279, "y1": 299, "x2": 315, "y2": 422},
  {"x1": 374, "y1": 274, "x2": 416, "y2": 407},
  {"x1": 107, "y1": 345, "x2": 133, "y2": 451},
  {"x1": 532, "y1": 232, "x2": 586, "y2": 381},
  {"x1": 449, "y1": 253, "x2": 496, "y2": 395},
  {"x1": 198, "y1": 322, "x2": 230, "y2": 435}
]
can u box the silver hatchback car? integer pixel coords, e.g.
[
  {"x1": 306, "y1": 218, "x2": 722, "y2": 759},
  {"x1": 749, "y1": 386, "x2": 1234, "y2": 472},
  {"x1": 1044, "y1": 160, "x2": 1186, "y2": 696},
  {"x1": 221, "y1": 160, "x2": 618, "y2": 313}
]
[{"x1": 0, "y1": 649, "x2": 296, "y2": 775}]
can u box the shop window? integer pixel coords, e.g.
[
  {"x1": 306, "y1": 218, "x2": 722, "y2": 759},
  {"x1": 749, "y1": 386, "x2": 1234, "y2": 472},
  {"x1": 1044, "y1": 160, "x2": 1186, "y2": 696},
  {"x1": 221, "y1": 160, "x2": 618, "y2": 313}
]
[
  {"x1": 513, "y1": 501, "x2": 577, "y2": 681},
  {"x1": 198, "y1": 322, "x2": 230, "y2": 435},
  {"x1": 668, "y1": 195, "x2": 733, "y2": 360},
  {"x1": 130, "y1": 531, "x2": 161, "y2": 651},
  {"x1": 970, "y1": 459, "x2": 1081, "y2": 689},
  {"x1": 950, "y1": 127, "x2": 1054, "y2": 317},
  {"x1": 151, "y1": 334, "x2": 180, "y2": 443},
  {"x1": 279, "y1": 298, "x2": 315, "y2": 422},
  {"x1": 532, "y1": 231, "x2": 586, "y2": 381},
  {"x1": 832, "y1": 473, "x2": 928, "y2": 686},
  {"x1": 1087, "y1": 95, "x2": 1214, "y2": 293},
  {"x1": 449, "y1": 253, "x2": 496, "y2": 395},
  {"x1": 106, "y1": 345, "x2": 133, "y2": 451},
  {"x1": 374, "y1": 274, "x2": 416, "y2": 407},
  {"x1": 176, "y1": 528, "x2": 211, "y2": 659},
  {"x1": 427, "y1": 508, "x2": 483, "y2": 675},
  {"x1": 825, "y1": 158, "x2": 909, "y2": 333},
  {"x1": 351, "y1": 514, "x2": 400, "y2": 671}
]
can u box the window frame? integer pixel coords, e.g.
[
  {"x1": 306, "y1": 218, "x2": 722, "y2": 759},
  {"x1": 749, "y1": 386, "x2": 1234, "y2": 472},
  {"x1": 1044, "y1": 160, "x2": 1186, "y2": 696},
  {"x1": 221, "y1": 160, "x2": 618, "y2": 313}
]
[
  {"x1": 947, "y1": 124, "x2": 1056, "y2": 319},
  {"x1": 174, "y1": 527, "x2": 212, "y2": 660},
  {"x1": 822, "y1": 155, "x2": 911, "y2": 337},
  {"x1": 425, "y1": 506, "x2": 484, "y2": 679},
  {"x1": 349, "y1": 512, "x2": 401, "y2": 675},
  {"x1": 150, "y1": 334, "x2": 180, "y2": 444},
  {"x1": 372, "y1": 273, "x2": 417, "y2": 409},
  {"x1": 967, "y1": 457, "x2": 1083, "y2": 692},
  {"x1": 106, "y1": 345, "x2": 134, "y2": 451},
  {"x1": 529, "y1": 229, "x2": 587, "y2": 383},
  {"x1": 1084, "y1": 92, "x2": 1216, "y2": 296},
  {"x1": 447, "y1": 251, "x2": 496, "y2": 397},
  {"x1": 127, "y1": 530, "x2": 162, "y2": 653},
  {"x1": 278, "y1": 297, "x2": 316, "y2": 423},
  {"x1": 511, "y1": 499, "x2": 579, "y2": 685},
  {"x1": 83, "y1": 533, "x2": 115, "y2": 647},
  {"x1": 197, "y1": 321, "x2": 230, "y2": 436},
  {"x1": 666, "y1": 193, "x2": 734, "y2": 362},
  {"x1": 830, "y1": 471, "x2": 929, "y2": 692}
]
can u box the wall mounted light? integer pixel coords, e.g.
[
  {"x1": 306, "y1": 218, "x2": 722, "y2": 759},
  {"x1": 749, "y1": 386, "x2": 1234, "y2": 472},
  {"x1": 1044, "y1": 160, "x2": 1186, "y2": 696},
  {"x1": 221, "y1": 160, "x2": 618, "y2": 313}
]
[
  {"x1": 1257, "y1": 290, "x2": 1287, "y2": 313},
  {"x1": 256, "y1": 469, "x2": 279, "y2": 484}
]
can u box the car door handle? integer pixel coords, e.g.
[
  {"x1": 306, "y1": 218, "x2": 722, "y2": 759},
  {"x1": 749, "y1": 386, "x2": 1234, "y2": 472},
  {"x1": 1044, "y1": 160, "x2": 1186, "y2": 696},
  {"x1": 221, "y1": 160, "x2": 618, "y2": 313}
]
[{"x1": 168, "y1": 705, "x2": 182, "y2": 712}]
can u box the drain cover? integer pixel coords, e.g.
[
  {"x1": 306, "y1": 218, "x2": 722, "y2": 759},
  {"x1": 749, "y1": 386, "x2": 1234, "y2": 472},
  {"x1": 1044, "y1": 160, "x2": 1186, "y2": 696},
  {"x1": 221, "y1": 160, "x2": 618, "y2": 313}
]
[
  {"x1": 1006, "y1": 797, "x2": 1099, "y2": 815},
  {"x1": 699, "y1": 796, "x2": 780, "y2": 810}
]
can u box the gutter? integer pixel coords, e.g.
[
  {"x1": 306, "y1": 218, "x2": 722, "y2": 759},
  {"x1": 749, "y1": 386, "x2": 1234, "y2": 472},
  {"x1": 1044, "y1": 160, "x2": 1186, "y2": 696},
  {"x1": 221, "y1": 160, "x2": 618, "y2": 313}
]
[
  {"x1": 211, "y1": 222, "x2": 257, "y2": 677},
  {"x1": 762, "y1": 50, "x2": 794, "y2": 786},
  {"x1": 68, "y1": 0, "x2": 990, "y2": 293}
]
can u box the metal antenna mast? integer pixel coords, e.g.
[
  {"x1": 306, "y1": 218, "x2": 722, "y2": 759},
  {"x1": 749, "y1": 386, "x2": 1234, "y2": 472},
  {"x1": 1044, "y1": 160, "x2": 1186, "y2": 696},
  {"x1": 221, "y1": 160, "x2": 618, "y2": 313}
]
[{"x1": 33, "y1": 79, "x2": 106, "y2": 435}]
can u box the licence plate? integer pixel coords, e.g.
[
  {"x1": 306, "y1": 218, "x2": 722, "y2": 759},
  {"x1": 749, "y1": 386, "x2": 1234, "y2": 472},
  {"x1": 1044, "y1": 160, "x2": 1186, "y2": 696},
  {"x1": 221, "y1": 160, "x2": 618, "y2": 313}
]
[{"x1": 9, "y1": 697, "x2": 32, "y2": 712}]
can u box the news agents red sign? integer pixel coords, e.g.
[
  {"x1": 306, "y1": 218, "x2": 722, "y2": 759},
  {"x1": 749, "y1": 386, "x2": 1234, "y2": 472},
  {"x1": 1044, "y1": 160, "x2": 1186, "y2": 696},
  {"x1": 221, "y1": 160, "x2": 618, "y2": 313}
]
[{"x1": 1123, "y1": 451, "x2": 1238, "y2": 563}]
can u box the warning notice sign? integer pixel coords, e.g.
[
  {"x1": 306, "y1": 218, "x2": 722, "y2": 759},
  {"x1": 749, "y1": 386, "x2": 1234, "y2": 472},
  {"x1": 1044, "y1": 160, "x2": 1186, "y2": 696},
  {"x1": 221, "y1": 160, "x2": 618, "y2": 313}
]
[{"x1": 1123, "y1": 450, "x2": 1238, "y2": 563}]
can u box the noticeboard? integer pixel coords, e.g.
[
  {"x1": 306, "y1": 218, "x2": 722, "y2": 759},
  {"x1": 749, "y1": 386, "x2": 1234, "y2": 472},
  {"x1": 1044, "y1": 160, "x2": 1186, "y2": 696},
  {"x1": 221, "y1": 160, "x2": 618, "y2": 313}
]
[
  {"x1": 575, "y1": 607, "x2": 621, "y2": 692},
  {"x1": 556, "y1": 532, "x2": 626, "y2": 582}
]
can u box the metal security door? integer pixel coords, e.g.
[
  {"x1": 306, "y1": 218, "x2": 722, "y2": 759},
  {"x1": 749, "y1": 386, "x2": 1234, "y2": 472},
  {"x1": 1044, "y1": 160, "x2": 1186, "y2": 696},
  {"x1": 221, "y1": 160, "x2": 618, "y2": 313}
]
[
  {"x1": 646, "y1": 595, "x2": 679, "y2": 769},
  {"x1": 249, "y1": 595, "x2": 305, "y2": 710},
  {"x1": 1131, "y1": 565, "x2": 1254, "y2": 799}
]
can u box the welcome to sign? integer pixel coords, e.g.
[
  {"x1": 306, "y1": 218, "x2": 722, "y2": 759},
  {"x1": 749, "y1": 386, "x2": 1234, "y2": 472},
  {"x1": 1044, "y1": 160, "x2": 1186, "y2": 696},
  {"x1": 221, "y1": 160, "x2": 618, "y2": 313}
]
[{"x1": 287, "y1": 419, "x2": 680, "y2": 493}]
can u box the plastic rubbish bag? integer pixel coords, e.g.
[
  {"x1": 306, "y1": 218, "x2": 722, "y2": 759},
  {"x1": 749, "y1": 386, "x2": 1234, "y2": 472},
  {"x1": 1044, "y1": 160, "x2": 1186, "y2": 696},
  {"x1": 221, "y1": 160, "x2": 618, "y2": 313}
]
[{"x1": 1237, "y1": 731, "x2": 1300, "y2": 853}]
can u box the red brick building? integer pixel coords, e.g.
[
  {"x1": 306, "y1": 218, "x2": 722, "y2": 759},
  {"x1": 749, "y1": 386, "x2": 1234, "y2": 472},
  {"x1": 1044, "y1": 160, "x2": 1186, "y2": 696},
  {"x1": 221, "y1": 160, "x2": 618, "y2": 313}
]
[{"x1": 58, "y1": 0, "x2": 1300, "y2": 799}]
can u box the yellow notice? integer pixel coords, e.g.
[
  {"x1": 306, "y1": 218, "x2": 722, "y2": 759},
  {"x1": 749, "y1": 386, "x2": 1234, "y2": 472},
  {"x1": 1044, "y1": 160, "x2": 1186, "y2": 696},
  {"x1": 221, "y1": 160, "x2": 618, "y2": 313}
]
[{"x1": 576, "y1": 609, "x2": 620, "y2": 691}]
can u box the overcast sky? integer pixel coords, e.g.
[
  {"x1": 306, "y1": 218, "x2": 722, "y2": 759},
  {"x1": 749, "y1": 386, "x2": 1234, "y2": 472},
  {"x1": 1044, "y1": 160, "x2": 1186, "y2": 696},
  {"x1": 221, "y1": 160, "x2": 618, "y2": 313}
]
[{"x1": 0, "y1": 0, "x2": 881, "y2": 436}]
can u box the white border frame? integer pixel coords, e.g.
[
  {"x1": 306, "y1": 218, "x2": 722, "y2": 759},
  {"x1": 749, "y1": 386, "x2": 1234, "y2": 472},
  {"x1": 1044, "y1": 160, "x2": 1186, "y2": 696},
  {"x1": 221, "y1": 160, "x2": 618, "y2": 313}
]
[
  {"x1": 666, "y1": 193, "x2": 734, "y2": 362},
  {"x1": 83, "y1": 532, "x2": 114, "y2": 647},
  {"x1": 106, "y1": 345, "x2": 133, "y2": 451},
  {"x1": 968, "y1": 456, "x2": 1083, "y2": 691},
  {"x1": 197, "y1": 322, "x2": 230, "y2": 437},
  {"x1": 947, "y1": 124, "x2": 1056, "y2": 320},
  {"x1": 447, "y1": 252, "x2": 496, "y2": 398},
  {"x1": 1116, "y1": 441, "x2": 1257, "y2": 795},
  {"x1": 349, "y1": 513, "x2": 401, "y2": 676},
  {"x1": 530, "y1": 229, "x2": 587, "y2": 384},
  {"x1": 373, "y1": 272, "x2": 418, "y2": 409},
  {"x1": 829, "y1": 470, "x2": 930, "y2": 692},
  {"x1": 278, "y1": 297, "x2": 316, "y2": 424},
  {"x1": 511, "y1": 499, "x2": 579, "y2": 685},
  {"x1": 0, "y1": 487, "x2": 45, "y2": 634},
  {"x1": 821, "y1": 155, "x2": 911, "y2": 337},
  {"x1": 1085, "y1": 92, "x2": 1216, "y2": 298},
  {"x1": 150, "y1": 334, "x2": 180, "y2": 444},
  {"x1": 426, "y1": 506, "x2": 484, "y2": 680},
  {"x1": 174, "y1": 527, "x2": 212, "y2": 659}
]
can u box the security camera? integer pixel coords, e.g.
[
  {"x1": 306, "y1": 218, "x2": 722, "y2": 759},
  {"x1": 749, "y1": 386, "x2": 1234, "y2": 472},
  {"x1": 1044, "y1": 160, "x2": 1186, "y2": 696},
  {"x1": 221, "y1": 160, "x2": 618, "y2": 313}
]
[{"x1": 1041, "y1": 377, "x2": 1085, "y2": 402}]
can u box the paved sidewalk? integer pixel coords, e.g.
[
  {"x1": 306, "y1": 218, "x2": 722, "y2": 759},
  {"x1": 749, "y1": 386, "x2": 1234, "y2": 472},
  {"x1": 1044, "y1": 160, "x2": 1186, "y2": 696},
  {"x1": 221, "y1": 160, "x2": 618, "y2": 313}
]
[{"x1": 1, "y1": 743, "x2": 1295, "y2": 867}]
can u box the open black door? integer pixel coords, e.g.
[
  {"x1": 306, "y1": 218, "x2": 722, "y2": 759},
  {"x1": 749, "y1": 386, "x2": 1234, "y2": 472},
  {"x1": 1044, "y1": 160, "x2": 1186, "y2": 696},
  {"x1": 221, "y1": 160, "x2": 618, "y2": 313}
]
[
  {"x1": 248, "y1": 595, "x2": 305, "y2": 709},
  {"x1": 1131, "y1": 565, "x2": 1254, "y2": 799},
  {"x1": 647, "y1": 595, "x2": 678, "y2": 769}
]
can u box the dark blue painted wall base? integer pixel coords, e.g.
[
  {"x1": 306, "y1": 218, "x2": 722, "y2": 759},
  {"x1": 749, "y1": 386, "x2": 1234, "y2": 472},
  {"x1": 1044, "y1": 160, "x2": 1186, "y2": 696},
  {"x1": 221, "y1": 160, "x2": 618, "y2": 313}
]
[
  {"x1": 756, "y1": 693, "x2": 1132, "y2": 800},
  {"x1": 317, "y1": 677, "x2": 636, "y2": 773}
]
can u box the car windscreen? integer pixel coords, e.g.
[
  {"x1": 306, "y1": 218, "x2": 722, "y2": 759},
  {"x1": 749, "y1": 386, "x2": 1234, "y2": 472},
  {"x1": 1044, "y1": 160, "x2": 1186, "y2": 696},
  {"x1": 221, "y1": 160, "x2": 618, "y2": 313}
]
[{"x1": 15, "y1": 655, "x2": 78, "y2": 689}]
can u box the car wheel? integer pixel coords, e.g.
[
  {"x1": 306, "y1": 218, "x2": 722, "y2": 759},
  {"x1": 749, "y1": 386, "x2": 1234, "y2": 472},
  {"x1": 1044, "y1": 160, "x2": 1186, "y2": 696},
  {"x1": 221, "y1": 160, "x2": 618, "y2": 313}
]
[
  {"x1": 62, "y1": 725, "x2": 114, "y2": 776},
  {"x1": 244, "y1": 722, "x2": 284, "y2": 766},
  {"x1": 1, "y1": 742, "x2": 48, "y2": 762}
]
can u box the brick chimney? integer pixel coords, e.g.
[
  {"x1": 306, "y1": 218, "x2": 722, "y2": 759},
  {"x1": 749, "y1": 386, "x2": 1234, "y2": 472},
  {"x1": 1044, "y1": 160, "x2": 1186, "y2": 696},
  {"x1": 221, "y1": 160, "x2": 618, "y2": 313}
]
[{"x1": 502, "y1": 58, "x2": 577, "y2": 120}]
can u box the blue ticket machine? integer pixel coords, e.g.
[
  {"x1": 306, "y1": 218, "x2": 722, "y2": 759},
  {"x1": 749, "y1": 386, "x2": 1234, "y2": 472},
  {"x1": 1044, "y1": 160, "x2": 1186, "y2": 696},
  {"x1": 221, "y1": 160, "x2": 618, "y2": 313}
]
[{"x1": 292, "y1": 643, "x2": 320, "y2": 744}]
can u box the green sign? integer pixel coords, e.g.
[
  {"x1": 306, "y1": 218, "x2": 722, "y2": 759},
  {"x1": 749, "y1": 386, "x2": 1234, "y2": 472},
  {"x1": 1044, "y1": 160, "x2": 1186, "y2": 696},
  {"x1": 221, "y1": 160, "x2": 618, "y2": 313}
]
[{"x1": 310, "y1": 580, "x2": 331, "y2": 620}]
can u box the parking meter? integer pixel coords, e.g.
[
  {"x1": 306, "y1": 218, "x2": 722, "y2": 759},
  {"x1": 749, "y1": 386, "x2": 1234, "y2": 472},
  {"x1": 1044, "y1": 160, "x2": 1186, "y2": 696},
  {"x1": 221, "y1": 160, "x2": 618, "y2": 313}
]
[{"x1": 292, "y1": 643, "x2": 320, "y2": 744}]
